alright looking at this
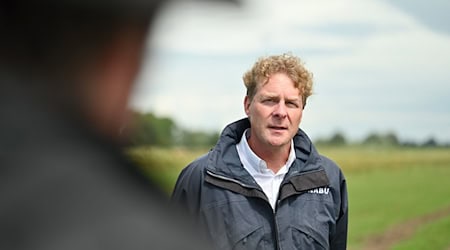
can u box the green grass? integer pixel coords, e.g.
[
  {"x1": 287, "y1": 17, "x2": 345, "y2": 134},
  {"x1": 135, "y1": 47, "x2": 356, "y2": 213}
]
[
  {"x1": 126, "y1": 145, "x2": 450, "y2": 249},
  {"x1": 127, "y1": 146, "x2": 207, "y2": 193},
  {"x1": 391, "y1": 215, "x2": 450, "y2": 250},
  {"x1": 345, "y1": 165, "x2": 450, "y2": 249},
  {"x1": 317, "y1": 146, "x2": 450, "y2": 249}
]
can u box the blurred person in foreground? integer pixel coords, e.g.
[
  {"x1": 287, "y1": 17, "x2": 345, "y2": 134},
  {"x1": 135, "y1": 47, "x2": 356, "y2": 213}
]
[
  {"x1": 0, "y1": 1, "x2": 216, "y2": 249},
  {"x1": 172, "y1": 53, "x2": 348, "y2": 249}
]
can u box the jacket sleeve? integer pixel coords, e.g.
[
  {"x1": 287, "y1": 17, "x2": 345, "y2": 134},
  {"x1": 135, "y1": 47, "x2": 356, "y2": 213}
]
[
  {"x1": 330, "y1": 169, "x2": 349, "y2": 250},
  {"x1": 171, "y1": 154, "x2": 208, "y2": 217},
  {"x1": 171, "y1": 154, "x2": 215, "y2": 247}
]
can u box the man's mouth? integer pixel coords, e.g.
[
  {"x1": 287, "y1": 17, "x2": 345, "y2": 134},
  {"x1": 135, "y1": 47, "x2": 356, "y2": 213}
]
[{"x1": 269, "y1": 125, "x2": 287, "y2": 130}]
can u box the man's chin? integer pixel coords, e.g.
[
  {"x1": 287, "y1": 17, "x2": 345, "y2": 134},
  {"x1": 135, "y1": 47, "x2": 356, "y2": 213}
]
[{"x1": 267, "y1": 138, "x2": 290, "y2": 148}]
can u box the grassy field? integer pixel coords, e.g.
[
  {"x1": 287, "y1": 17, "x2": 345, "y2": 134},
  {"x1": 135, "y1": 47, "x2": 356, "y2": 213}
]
[
  {"x1": 319, "y1": 146, "x2": 450, "y2": 249},
  {"x1": 391, "y1": 215, "x2": 450, "y2": 250},
  {"x1": 127, "y1": 146, "x2": 450, "y2": 250}
]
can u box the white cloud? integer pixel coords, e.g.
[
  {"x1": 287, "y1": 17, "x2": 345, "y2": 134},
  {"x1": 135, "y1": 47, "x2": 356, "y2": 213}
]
[{"x1": 131, "y1": 0, "x2": 450, "y2": 142}]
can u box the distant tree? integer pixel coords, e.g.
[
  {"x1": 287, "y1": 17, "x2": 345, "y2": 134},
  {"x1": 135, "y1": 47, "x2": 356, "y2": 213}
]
[
  {"x1": 422, "y1": 137, "x2": 438, "y2": 147},
  {"x1": 384, "y1": 132, "x2": 400, "y2": 146},
  {"x1": 178, "y1": 130, "x2": 219, "y2": 149},
  {"x1": 329, "y1": 132, "x2": 347, "y2": 146},
  {"x1": 400, "y1": 140, "x2": 419, "y2": 147},
  {"x1": 128, "y1": 111, "x2": 219, "y2": 148},
  {"x1": 130, "y1": 112, "x2": 176, "y2": 147},
  {"x1": 362, "y1": 131, "x2": 400, "y2": 146},
  {"x1": 315, "y1": 131, "x2": 347, "y2": 146},
  {"x1": 362, "y1": 133, "x2": 383, "y2": 145}
]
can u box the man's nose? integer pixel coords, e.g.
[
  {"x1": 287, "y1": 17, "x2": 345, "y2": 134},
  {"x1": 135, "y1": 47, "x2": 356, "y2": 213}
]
[{"x1": 273, "y1": 102, "x2": 287, "y2": 118}]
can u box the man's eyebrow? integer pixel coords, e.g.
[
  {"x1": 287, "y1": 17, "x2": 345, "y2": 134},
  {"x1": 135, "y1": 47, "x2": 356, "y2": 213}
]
[
  {"x1": 286, "y1": 96, "x2": 301, "y2": 102},
  {"x1": 259, "y1": 92, "x2": 279, "y2": 98}
]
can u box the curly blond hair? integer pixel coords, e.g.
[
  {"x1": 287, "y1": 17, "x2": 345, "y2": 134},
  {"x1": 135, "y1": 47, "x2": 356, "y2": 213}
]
[{"x1": 242, "y1": 53, "x2": 313, "y2": 108}]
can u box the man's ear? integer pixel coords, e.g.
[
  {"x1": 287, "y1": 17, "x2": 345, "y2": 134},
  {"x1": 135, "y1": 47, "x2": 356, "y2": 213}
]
[{"x1": 244, "y1": 95, "x2": 251, "y2": 116}]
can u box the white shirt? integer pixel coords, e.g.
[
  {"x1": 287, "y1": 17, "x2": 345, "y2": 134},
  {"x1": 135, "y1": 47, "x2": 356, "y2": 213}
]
[{"x1": 236, "y1": 129, "x2": 296, "y2": 210}]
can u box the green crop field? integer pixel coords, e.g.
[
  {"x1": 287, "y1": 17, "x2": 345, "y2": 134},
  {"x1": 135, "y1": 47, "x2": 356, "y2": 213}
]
[{"x1": 127, "y1": 146, "x2": 450, "y2": 250}]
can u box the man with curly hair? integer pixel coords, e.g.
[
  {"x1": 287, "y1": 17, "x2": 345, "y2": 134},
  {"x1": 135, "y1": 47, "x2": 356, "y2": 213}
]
[{"x1": 172, "y1": 53, "x2": 348, "y2": 249}]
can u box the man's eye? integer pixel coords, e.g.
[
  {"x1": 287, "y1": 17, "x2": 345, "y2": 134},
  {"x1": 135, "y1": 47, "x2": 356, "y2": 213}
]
[
  {"x1": 287, "y1": 102, "x2": 299, "y2": 108},
  {"x1": 262, "y1": 99, "x2": 276, "y2": 105}
]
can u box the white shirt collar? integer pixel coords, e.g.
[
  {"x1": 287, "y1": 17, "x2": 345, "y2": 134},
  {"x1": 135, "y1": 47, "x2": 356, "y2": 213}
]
[{"x1": 236, "y1": 129, "x2": 296, "y2": 175}]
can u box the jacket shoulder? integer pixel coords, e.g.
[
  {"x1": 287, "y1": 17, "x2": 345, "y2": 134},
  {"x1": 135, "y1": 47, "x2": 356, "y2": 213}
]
[
  {"x1": 317, "y1": 154, "x2": 346, "y2": 181},
  {"x1": 171, "y1": 152, "x2": 210, "y2": 212},
  {"x1": 180, "y1": 152, "x2": 209, "y2": 179}
]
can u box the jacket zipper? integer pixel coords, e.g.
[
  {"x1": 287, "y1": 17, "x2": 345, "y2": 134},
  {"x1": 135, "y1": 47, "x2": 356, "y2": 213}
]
[
  {"x1": 274, "y1": 206, "x2": 281, "y2": 249},
  {"x1": 274, "y1": 191, "x2": 284, "y2": 249}
]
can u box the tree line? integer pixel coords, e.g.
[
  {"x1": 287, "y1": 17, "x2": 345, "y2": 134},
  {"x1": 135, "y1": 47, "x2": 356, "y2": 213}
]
[
  {"x1": 129, "y1": 111, "x2": 219, "y2": 148},
  {"x1": 129, "y1": 111, "x2": 448, "y2": 148},
  {"x1": 314, "y1": 131, "x2": 449, "y2": 148}
]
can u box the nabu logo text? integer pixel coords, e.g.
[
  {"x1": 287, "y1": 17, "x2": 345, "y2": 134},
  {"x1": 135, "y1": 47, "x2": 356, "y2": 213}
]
[{"x1": 308, "y1": 187, "x2": 330, "y2": 194}]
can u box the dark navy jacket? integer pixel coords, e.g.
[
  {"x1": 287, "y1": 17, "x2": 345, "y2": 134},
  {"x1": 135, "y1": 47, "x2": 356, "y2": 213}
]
[{"x1": 172, "y1": 118, "x2": 348, "y2": 250}]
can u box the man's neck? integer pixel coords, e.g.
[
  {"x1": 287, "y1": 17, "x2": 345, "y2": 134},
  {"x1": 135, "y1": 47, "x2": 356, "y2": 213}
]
[{"x1": 247, "y1": 138, "x2": 291, "y2": 173}]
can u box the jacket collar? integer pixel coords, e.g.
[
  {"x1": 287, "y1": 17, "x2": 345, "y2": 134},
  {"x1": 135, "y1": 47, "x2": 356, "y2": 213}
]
[{"x1": 206, "y1": 118, "x2": 322, "y2": 185}]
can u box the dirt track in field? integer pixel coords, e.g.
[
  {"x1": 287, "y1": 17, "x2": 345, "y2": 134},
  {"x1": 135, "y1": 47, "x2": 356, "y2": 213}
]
[{"x1": 361, "y1": 205, "x2": 450, "y2": 250}]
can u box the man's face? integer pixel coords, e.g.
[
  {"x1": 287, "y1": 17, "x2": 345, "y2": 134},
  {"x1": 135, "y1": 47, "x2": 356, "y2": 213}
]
[{"x1": 244, "y1": 72, "x2": 303, "y2": 151}]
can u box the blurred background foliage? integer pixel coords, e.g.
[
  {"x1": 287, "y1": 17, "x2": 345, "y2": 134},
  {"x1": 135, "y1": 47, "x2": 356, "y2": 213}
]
[
  {"x1": 128, "y1": 111, "x2": 448, "y2": 149},
  {"x1": 129, "y1": 111, "x2": 219, "y2": 149}
]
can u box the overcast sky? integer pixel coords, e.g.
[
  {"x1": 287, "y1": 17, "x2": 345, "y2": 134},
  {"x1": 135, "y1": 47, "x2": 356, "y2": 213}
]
[{"x1": 130, "y1": 0, "x2": 450, "y2": 143}]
